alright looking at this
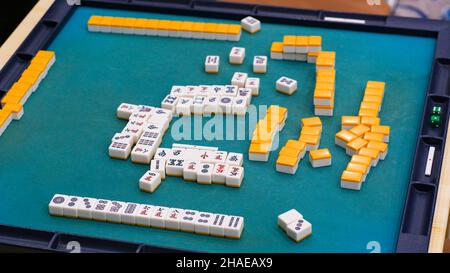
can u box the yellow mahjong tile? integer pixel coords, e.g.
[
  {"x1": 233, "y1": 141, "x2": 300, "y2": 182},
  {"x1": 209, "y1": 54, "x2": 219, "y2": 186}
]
[
  {"x1": 360, "y1": 101, "x2": 380, "y2": 112},
  {"x1": 350, "y1": 154, "x2": 372, "y2": 167},
  {"x1": 341, "y1": 170, "x2": 363, "y2": 183},
  {"x1": 361, "y1": 116, "x2": 380, "y2": 127},
  {"x1": 156, "y1": 19, "x2": 171, "y2": 30},
  {"x1": 145, "y1": 19, "x2": 159, "y2": 30},
  {"x1": 226, "y1": 24, "x2": 241, "y2": 35},
  {"x1": 308, "y1": 36, "x2": 322, "y2": 46},
  {"x1": 309, "y1": 148, "x2": 331, "y2": 160},
  {"x1": 283, "y1": 35, "x2": 296, "y2": 46},
  {"x1": 215, "y1": 24, "x2": 229, "y2": 34},
  {"x1": 315, "y1": 82, "x2": 335, "y2": 91},
  {"x1": 285, "y1": 140, "x2": 306, "y2": 152},
  {"x1": 347, "y1": 137, "x2": 368, "y2": 152},
  {"x1": 301, "y1": 116, "x2": 322, "y2": 128},
  {"x1": 88, "y1": 15, "x2": 103, "y2": 26},
  {"x1": 363, "y1": 132, "x2": 385, "y2": 143},
  {"x1": 204, "y1": 23, "x2": 217, "y2": 33},
  {"x1": 270, "y1": 42, "x2": 283, "y2": 53},
  {"x1": 276, "y1": 155, "x2": 298, "y2": 167},
  {"x1": 349, "y1": 124, "x2": 371, "y2": 138},
  {"x1": 301, "y1": 126, "x2": 322, "y2": 137},
  {"x1": 366, "y1": 81, "x2": 385, "y2": 90},
  {"x1": 279, "y1": 147, "x2": 301, "y2": 158},
  {"x1": 341, "y1": 116, "x2": 360, "y2": 128},
  {"x1": 358, "y1": 108, "x2": 378, "y2": 118},
  {"x1": 192, "y1": 22, "x2": 205, "y2": 33},
  {"x1": 295, "y1": 36, "x2": 308, "y2": 46}
]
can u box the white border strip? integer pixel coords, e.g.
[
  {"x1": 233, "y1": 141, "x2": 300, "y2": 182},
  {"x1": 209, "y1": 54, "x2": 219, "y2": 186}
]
[{"x1": 323, "y1": 17, "x2": 366, "y2": 25}]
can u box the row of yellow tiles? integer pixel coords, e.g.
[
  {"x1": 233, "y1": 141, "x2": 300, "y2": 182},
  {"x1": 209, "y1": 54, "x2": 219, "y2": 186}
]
[
  {"x1": 88, "y1": 15, "x2": 242, "y2": 35},
  {"x1": 249, "y1": 106, "x2": 288, "y2": 155},
  {"x1": 313, "y1": 69, "x2": 336, "y2": 113},
  {"x1": 339, "y1": 81, "x2": 390, "y2": 185},
  {"x1": 0, "y1": 51, "x2": 55, "y2": 134}
]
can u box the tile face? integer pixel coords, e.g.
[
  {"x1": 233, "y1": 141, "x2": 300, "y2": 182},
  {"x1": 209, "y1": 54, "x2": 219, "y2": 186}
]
[
  {"x1": 278, "y1": 209, "x2": 303, "y2": 231},
  {"x1": 197, "y1": 163, "x2": 214, "y2": 184},
  {"x1": 224, "y1": 215, "x2": 244, "y2": 238},
  {"x1": 232, "y1": 97, "x2": 247, "y2": 116},
  {"x1": 224, "y1": 85, "x2": 238, "y2": 97},
  {"x1": 49, "y1": 194, "x2": 70, "y2": 216},
  {"x1": 117, "y1": 103, "x2": 137, "y2": 119},
  {"x1": 166, "y1": 158, "x2": 185, "y2": 177},
  {"x1": 106, "y1": 201, "x2": 126, "y2": 223},
  {"x1": 176, "y1": 97, "x2": 193, "y2": 116},
  {"x1": 183, "y1": 161, "x2": 199, "y2": 182},
  {"x1": 170, "y1": 85, "x2": 186, "y2": 97},
  {"x1": 231, "y1": 72, "x2": 248, "y2": 87},
  {"x1": 92, "y1": 199, "x2": 111, "y2": 221},
  {"x1": 209, "y1": 214, "x2": 228, "y2": 237},
  {"x1": 219, "y1": 96, "x2": 233, "y2": 114},
  {"x1": 286, "y1": 219, "x2": 312, "y2": 242},
  {"x1": 135, "y1": 204, "x2": 155, "y2": 227},
  {"x1": 192, "y1": 96, "x2": 206, "y2": 115},
  {"x1": 253, "y1": 55, "x2": 267, "y2": 73},
  {"x1": 194, "y1": 212, "x2": 215, "y2": 235},
  {"x1": 229, "y1": 47, "x2": 245, "y2": 64},
  {"x1": 212, "y1": 163, "x2": 229, "y2": 184},
  {"x1": 121, "y1": 203, "x2": 139, "y2": 225},
  {"x1": 237, "y1": 88, "x2": 252, "y2": 105},
  {"x1": 225, "y1": 152, "x2": 243, "y2": 166},
  {"x1": 77, "y1": 197, "x2": 97, "y2": 219},
  {"x1": 165, "y1": 208, "x2": 185, "y2": 231},
  {"x1": 62, "y1": 196, "x2": 81, "y2": 218},
  {"x1": 139, "y1": 171, "x2": 162, "y2": 193},
  {"x1": 150, "y1": 206, "x2": 169, "y2": 228},
  {"x1": 245, "y1": 77, "x2": 260, "y2": 96},
  {"x1": 150, "y1": 159, "x2": 166, "y2": 179},
  {"x1": 276, "y1": 76, "x2": 298, "y2": 95},
  {"x1": 241, "y1": 16, "x2": 261, "y2": 33},
  {"x1": 161, "y1": 94, "x2": 179, "y2": 112},
  {"x1": 179, "y1": 210, "x2": 199, "y2": 232},
  {"x1": 225, "y1": 166, "x2": 244, "y2": 187},
  {"x1": 205, "y1": 55, "x2": 220, "y2": 73}
]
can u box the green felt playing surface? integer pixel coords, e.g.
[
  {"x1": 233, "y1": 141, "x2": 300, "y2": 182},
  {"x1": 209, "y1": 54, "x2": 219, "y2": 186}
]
[{"x1": 0, "y1": 6, "x2": 436, "y2": 252}]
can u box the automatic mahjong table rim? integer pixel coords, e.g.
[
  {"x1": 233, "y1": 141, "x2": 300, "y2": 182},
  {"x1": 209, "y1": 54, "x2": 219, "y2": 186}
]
[{"x1": 0, "y1": 0, "x2": 449, "y2": 253}]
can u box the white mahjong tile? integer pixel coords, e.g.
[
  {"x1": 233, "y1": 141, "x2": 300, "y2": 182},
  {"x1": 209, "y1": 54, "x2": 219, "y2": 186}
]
[
  {"x1": 170, "y1": 85, "x2": 186, "y2": 97},
  {"x1": 210, "y1": 214, "x2": 228, "y2": 237},
  {"x1": 232, "y1": 97, "x2": 248, "y2": 116},
  {"x1": 225, "y1": 166, "x2": 244, "y2": 187},
  {"x1": 211, "y1": 85, "x2": 226, "y2": 96},
  {"x1": 237, "y1": 88, "x2": 252, "y2": 105},
  {"x1": 131, "y1": 144, "x2": 156, "y2": 164},
  {"x1": 197, "y1": 150, "x2": 215, "y2": 163},
  {"x1": 219, "y1": 96, "x2": 234, "y2": 114},
  {"x1": 253, "y1": 55, "x2": 267, "y2": 73},
  {"x1": 198, "y1": 85, "x2": 212, "y2": 96},
  {"x1": 135, "y1": 204, "x2": 155, "y2": 227},
  {"x1": 229, "y1": 47, "x2": 245, "y2": 64},
  {"x1": 225, "y1": 152, "x2": 243, "y2": 166},
  {"x1": 179, "y1": 210, "x2": 200, "y2": 232},
  {"x1": 205, "y1": 56, "x2": 220, "y2": 73},
  {"x1": 194, "y1": 212, "x2": 215, "y2": 235},
  {"x1": 111, "y1": 133, "x2": 133, "y2": 144},
  {"x1": 204, "y1": 96, "x2": 220, "y2": 115},
  {"x1": 278, "y1": 209, "x2": 303, "y2": 231},
  {"x1": 224, "y1": 85, "x2": 238, "y2": 97},
  {"x1": 224, "y1": 215, "x2": 244, "y2": 238},
  {"x1": 154, "y1": 148, "x2": 173, "y2": 160},
  {"x1": 150, "y1": 206, "x2": 170, "y2": 228},
  {"x1": 231, "y1": 72, "x2": 248, "y2": 87},
  {"x1": 197, "y1": 163, "x2": 214, "y2": 184},
  {"x1": 129, "y1": 111, "x2": 151, "y2": 123},
  {"x1": 109, "y1": 141, "x2": 132, "y2": 160},
  {"x1": 121, "y1": 202, "x2": 140, "y2": 225},
  {"x1": 286, "y1": 218, "x2": 312, "y2": 242},
  {"x1": 139, "y1": 171, "x2": 162, "y2": 193},
  {"x1": 48, "y1": 194, "x2": 70, "y2": 216},
  {"x1": 211, "y1": 151, "x2": 228, "y2": 164},
  {"x1": 92, "y1": 199, "x2": 111, "y2": 221},
  {"x1": 212, "y1": 163, "x2": 229, "y2": 184},
  {"x1": 166, "y1": 158, "x2": 185, "y2": 177},
  {"x1": 105, "y1": 200, "x2": 127, "y2": 223},
  {"x1": 143, "y1": 122, "x2": 164, "y2": 134},
  {"x1": 176, "y1": 97, "x2": 193, "y2": 116},
  {"x1": 185, "y1": 86, "x2": 200, "y2": 97},
  {"x1": 62, "y1": 196, "x2": 82, "y2": 218},
  {"x1": 77, "y1": 197, "x2": 97, "y2": 219},
  {"x1": 245, "y1": 77, "x2": 260, "y2": 96},
  {"x1": 183, "y1": 161, "x2": 199, "y2": 182},
  {"x1": 152, "y1": 107, "x2": 173, "y2": 121},
  {"x1": 161, "y1": 94, "x2": 179, "y2": 112},
  {"x1": 117, "y1": 103, "x2": 138, "y2": 120},
  {"x1": 150, "y1": 159, "x2": 166, "y2": 179},
  {"x1": 192, "y1": 96, "x2": 206, "y2": 115},
  {"x1": 165, "y1": 208, "x2": 185, "y2": 231}
]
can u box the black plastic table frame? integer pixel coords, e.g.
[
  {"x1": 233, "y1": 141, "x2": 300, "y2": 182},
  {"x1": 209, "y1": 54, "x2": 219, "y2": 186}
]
[{"x1": 0, "y1": 0, "x2": 449, "y2": 253}]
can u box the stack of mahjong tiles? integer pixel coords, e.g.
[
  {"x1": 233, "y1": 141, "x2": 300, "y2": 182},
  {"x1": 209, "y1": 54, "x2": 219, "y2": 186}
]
[
  {"x1": 313, "y1": 69, "x2": 336, "y2": 116},
  {"x1": 249, "y1": 105, "x2": 288, "y2": 162},
  {"x1": 140, "y1": 143, "x2": 245, "y2": 191},
  {"x1": 275, "y1": 116, "x2": 322, "y2": 174},
  {"x1": 336, "y1": 81, "x2": 390, "y2": 191},
  {"x1": 0, "y1": 50, "x2": 55, "y2": 137},
  {"x1": 270, "y1": 36, "x2": 322, "y2": 61},
  {"x1": 87, "y1": 15, "x2": 242, "y2": 41},
  {"x1": 49, "y1": 194, "x2": 244, "y2": 239},
  {"x1": 161, "y1": 84, "x2": 254, "y2": 116},
  {"x1": 315, "y1": 51, "x2": 336, "y2": 71},
  {"x1": 109, "y1": 103, "x2": 172, "y2": 164}
]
